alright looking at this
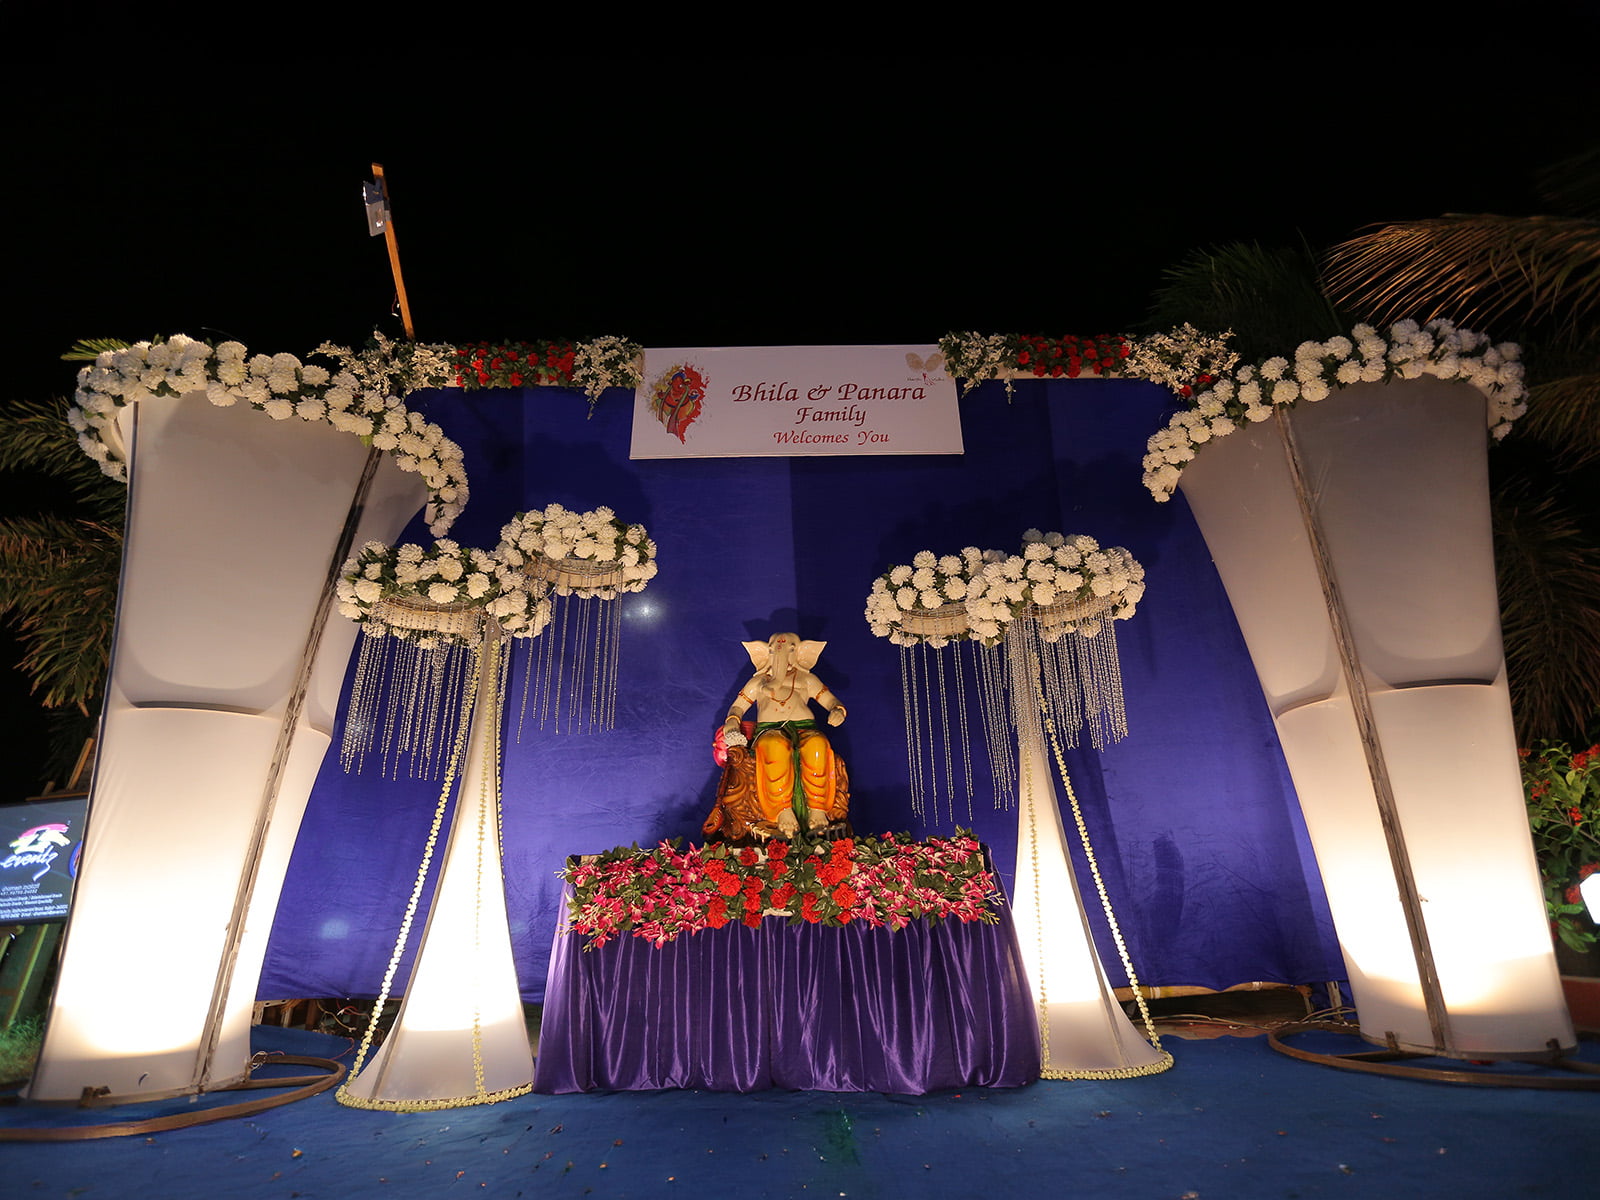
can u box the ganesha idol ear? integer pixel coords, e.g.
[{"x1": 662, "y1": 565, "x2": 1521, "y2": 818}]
[
  {"x1": 743, "y1": 639, "x2": 771, "y2": 671},
  {"x1": 796, "y1": 640, "x2": 826, "y2": 670}
]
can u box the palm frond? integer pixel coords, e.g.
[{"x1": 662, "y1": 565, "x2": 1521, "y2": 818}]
[
  {"x1": 0, "y1": 515, "x2": 121, "y2": 711},
  {"x1": 0, "y1": 396, "x2": 127, "y2": 518},
  {"x1": 1145, "y1": 242, "x2": 1347, "y2": 361},
  {"x1": 60, "y1": 337, "x2": 130, "y2": 362},
  {"x1": 1511, "y1": 371, "x2": 1600, "y2": 466},
  {"x1": 1536, "y1": 145, "x2": 1600, "y2": 221},
  {"x1": 1324, "y1": 214, "x2": 1600, "y2": 347},
  {"x1": 1494, "y1": 477, "x2": 1600, "y2": 741}
]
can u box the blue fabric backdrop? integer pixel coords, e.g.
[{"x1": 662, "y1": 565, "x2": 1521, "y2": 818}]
[{"x1": 258, "y1": 378, "x2": 1342, "y2": 1003}]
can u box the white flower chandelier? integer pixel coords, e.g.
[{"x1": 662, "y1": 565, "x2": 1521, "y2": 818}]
[
  {"x1": 866, "y1": 531, "x2": 1145, "y2": 821},
  {"x1": 495, "y1": 504, "x2": 658, "y2": 735}
]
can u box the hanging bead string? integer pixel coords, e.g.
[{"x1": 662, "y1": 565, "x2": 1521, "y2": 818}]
[
  {"x1": 342, "y1": 604, "x2": 494, "y2": 781},
  {"x1": 977, "y1": 640, "x2": 1015, "y2": 808},
  {"x1": 603, "y1": 593, "x2": 622, "y2": 730},
  {"x1": 1089, "y1": 619, "x2": 1128, "y2": 749},
  {"x1": 918, "y1": 640, "x2": 937, "y2": 817},
  {"x1": 934, "y1": 644, "x2": 954, "y2": 826},
  {"x1": 900, "y1": 643, "x2": 923, "y2": 820},
  {"x1": 519, "y1": 591, "x2": 625, "y2": 737},
  {"x1": 571, "y1": 593, "x2": 591, "y2": 732},
  {"x1": 338, "y1": 637, "x2": 484, "y2": 1107},
  {"x1": 550, "y1": 590, "x2": 571, "y2": 729},
  {"x1": 515, "y1": 630, "x2": 535, "y2": 745},
  {"x1": 587, "y1": 598, "x2": 604, "y2": 731}
]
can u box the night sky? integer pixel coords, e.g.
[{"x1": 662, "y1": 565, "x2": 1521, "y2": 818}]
[{"x1": 3, "y1": 72, "x2": 1595, "y2": 794}]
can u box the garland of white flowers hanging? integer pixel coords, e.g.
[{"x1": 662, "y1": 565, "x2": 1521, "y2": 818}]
[
  {"x1": 866, "y1": 531, "x2": 1145, "y2": 821},
  {"x1": 337, "y1": 539, "x2": 551, "y2": 777},
  {"x1": 1140, "y1": 318, "x2": 1527, "y2": 502},
  {"x1": 68, "y1": 333, "x2": 470, "y2": 536},
  {"x1": 495, "y1": 504, "x2": 659, "y2": 734}
]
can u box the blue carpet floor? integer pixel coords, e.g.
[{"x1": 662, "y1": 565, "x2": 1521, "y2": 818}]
[{"x1": 2, "y1": 1026, "x2": 1596, "y2": 1198}]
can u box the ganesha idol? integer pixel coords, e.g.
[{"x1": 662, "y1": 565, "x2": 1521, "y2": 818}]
[{"x1": 702, "y1": 633, "x2": 851, "y2": 843}]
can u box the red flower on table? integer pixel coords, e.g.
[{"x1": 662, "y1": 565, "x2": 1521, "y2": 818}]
[
  {"x1": 739, "y1": 847, "x2": 759, "y2": 867},
  {"x1": 801, "y1": 894, "x2": 821, "y2": 923}
]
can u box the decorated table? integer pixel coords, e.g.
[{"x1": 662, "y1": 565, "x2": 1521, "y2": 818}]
[{"x1": 532, "y1": 836, "x2": 1040, "y2": 1094}]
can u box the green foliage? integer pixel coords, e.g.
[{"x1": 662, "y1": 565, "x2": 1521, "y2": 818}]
[
  {"x1": 1492, "y1": 475, "x2": 1600, "y2": 742},
  {"x1": 1144, "y1": 242, "x2": 1347, "y2": 362},
  {"x1": 0, "y1": 397, "x2": 124, "y2": 719},
  {"x1": 60, "y1": 337, "x2": 131, "y2": 363},
  {"x1": 0, "y1": 1014, "x2": 43, "y2": 1084},
  {"x1": 1521, "y1": 741, "x2": 1600, "y2": 951}
]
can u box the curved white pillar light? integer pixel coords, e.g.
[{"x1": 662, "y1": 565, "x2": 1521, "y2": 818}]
[
  {"x1": 1179, "y1": 379, "x2": 1571, "y2": 1058},
  {"x1": 27, "y1": 392, "x2": 426, "y2": 1101}
]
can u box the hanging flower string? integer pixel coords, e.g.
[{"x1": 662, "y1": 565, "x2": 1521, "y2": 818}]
[
  {"x1": 1141, "y1": 318, "x2": 1528, "y2": 501},
  {"x1": 561, "y1": 831, "x2": 1000, "y2": 950},
  {"x1": 67, "y1": 333, "x2": 469, "y2": 536}
]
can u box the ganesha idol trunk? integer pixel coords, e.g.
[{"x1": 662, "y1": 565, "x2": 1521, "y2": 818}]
[
  {"x1": 1176, "y1": 378, "x2": 1571, "y2": 1059},
  {"x1": 27, "y1": 392, "x2": 426, "y2": 1102}
]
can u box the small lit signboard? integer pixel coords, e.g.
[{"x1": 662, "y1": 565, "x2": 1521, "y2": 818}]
[{"x1": 0, "y1": 795, "x2": 87, "y2": 924}]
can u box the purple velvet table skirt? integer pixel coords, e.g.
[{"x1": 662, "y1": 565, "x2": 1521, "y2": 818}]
[{"x1": 533, "y1": 900, "x2": 1041, "y2": 1094}]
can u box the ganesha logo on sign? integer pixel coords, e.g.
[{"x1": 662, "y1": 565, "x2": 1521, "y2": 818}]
[{"x1": 630, "y1": 345, "x2": 962, "y2": 459}]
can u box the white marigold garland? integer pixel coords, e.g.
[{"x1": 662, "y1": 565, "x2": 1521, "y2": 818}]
[
  {"x1": 1140, "y1": 318, "x2": 1528, "y2": 502},
  {"x1": 68, "y1": 333, "x2": 469, "y2": 535}
]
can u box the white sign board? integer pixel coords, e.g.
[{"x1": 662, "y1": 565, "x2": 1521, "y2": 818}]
[{"x1": 629, "y1": 345, "x2": 962, "y2": 459}]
